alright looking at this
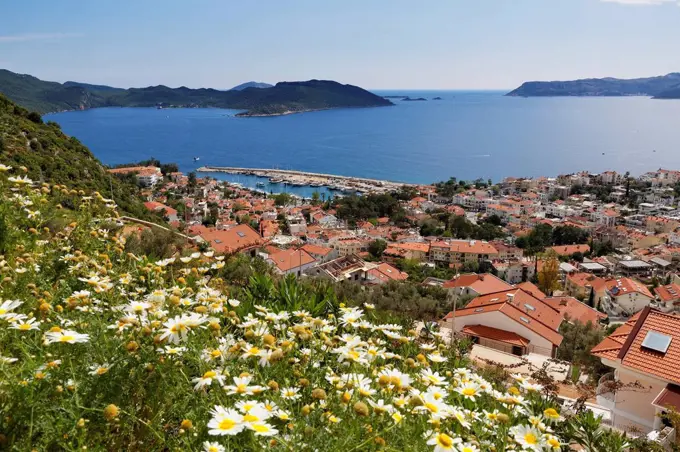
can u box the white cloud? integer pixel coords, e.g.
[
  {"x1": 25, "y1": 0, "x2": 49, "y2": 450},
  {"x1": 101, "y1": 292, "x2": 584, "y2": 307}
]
[
  {"x1": 0, "y1": 33, "x2": 83, "y2": 43},
  {"x1": 601, "y1": 0, "x2": 677, "y2": 4}
]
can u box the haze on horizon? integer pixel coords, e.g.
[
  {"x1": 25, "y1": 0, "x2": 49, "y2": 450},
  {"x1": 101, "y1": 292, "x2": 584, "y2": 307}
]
[{"x1": 2, "y1": 0, "x2": 680, "y2": 90}]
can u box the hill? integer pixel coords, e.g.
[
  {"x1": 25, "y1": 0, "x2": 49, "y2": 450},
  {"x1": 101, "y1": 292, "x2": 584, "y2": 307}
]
[
  {"x1": 229, "y1": 81, "x2": 273, "y2": 90},
  {"x1": 0, "y1": 93, "x2": 153, "y2": 219},
  {"x1": 507, "y1": 72, "x2": 680, "y2": 97},
  {"x1": 0, "y1": 69, "x2": 392, "y2": 115}
]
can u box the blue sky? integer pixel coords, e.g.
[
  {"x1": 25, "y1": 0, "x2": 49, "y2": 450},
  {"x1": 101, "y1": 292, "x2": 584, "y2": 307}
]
[{"x1": 2, "y1": 0, "x2": 679, "y2": 89}]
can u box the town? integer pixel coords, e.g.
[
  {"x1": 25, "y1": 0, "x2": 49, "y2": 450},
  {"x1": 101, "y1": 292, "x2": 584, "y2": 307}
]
[{"x1": 110, "y1": 163, "x2": 680, "y2": 446}]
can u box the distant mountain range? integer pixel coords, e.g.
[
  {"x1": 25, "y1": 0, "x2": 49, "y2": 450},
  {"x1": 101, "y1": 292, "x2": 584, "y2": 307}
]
[
  {"x1": 0, "y1": 69, "x2": 392, "y2": 116},
  {"x1": 229, "y1": 81, "x2": 273, "y2": 91},
  {"x1": 507, "y1": 73, "x2": 680, "y2": 98}
]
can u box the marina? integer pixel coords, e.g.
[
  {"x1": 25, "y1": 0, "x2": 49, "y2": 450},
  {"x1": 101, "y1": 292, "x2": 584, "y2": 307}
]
[{"x1": 196, "y1": 165, "x2": 412, "y2": 195}]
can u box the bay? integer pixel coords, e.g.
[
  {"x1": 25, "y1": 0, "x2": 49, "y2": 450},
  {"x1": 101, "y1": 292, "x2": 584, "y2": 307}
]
[{"x1": 46, "y1": 91, "x2": 680, "y2": 191}]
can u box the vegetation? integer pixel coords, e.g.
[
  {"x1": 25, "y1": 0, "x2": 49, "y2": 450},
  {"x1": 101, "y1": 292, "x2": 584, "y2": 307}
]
[
  {"x1": 0, "y1": 69, "x2": 392, "y2": 116},
  {"x1": 516, "y1": 224, "x2": 590, "y2": 256},
  {"x1": 335, "y1": 193, "x2": 406, "y2": 227},
  {"x1": 556, "y1": 320, "x2": 608, "y2": 380},
  {"x1": 537, "y1": 251, "x2": 561, "y2": 296},
  {"x1": 0, "y1": 94, "x2": 153, "y2": 220},
  {"x1": 434, "y1": 177, "x2": 493, "y2": 198}
]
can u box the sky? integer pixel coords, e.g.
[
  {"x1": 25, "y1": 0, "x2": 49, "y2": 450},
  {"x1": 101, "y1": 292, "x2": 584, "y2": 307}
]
[{"x1": 2, "y1": 0, "x2": 680, "y2": 90}]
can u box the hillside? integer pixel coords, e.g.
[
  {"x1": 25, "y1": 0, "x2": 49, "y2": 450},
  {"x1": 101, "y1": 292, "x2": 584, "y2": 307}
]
[
  {"x1": 507, "y1": 72, "x2": 680, "y2": 97},
  {"x1": 0, "y1": 69, "x2": 392, "y2": 115},
  {"x1": 0, "y1": 93, "x2": 152, "y2": 218},
  {"x1": 229, "y1": 81, "x2": 273, "y2": 90}
]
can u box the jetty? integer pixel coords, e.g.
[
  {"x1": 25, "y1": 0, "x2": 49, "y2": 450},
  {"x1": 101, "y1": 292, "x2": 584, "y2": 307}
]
[{"x1": 196, "y1": 166, "x2": 413, "y2": 194}]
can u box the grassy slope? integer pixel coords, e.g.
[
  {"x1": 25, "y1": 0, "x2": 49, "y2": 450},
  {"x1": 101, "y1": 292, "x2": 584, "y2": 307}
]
[{"x1": 0, "y1": 93, "x2": 153, "y2": 219}]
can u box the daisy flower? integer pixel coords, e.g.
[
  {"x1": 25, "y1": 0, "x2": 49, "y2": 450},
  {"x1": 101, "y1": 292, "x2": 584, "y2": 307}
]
[
  {"x1": 10, "y1": 318, "x2": 41, "y2": 331},
  {"x1": 89, "y1": 363, "x2": 113, "y2": 376},
  {"x1": 193, "y1": 370, "x2": 226, "y2": 391},
  {"x1": 510, "y1": 425, "x2": 544, "y2": 451},
  {"x1": 44, "y1": 330, "x2": 90, "y2": 345},
  {"x1": 202, "y1": 441, "x2": 225, "y2": 452},
  {"x1": 426, "y1": 432, "x2": 459, "y2": 452},
  {"x1": 280, "y1": 387, "x2": 301, "y2": 400},
  {"x1": 207, "y1": 406, "x2": 245, "y2": 436}
]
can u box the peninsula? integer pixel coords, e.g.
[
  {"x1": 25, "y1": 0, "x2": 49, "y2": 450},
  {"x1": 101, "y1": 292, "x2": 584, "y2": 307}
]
[
  {"x1": 507, "y1": 72, "x2": 680, "y2": 98},
  {"x1": 0, "y1": 69, "x2": 393, "y2": 115}
]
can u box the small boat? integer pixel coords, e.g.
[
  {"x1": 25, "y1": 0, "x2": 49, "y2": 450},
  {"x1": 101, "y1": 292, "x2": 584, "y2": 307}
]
[
  {"x1": 193, "y1": 157, "x2": 200, "y2": 162},
  {"x1": 256, "y1": 182, "x2": 266, "y2": 187}
]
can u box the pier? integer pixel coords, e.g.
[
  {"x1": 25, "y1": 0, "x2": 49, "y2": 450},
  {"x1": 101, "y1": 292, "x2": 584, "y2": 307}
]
[{"x1": 196, "y1": 166, "x2": 413, "y2": 194}]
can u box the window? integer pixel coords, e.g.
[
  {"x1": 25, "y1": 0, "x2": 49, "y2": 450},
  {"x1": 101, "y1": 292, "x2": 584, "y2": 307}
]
[
  {"x1": 236, "y1": 231, "x2": 246, "y2": 238},
  {"x1": 641, "y1": 331, "x2": 672, "y2": 353}
]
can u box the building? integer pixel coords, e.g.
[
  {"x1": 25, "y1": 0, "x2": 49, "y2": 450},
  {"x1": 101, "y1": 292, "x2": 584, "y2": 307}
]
[
  {"x1": 429, "y1": 240, "x2": 498, "y2": 267},
  {"x1": 548, "y1": 244, "x2": 590, "y2": 257},
  {"x1": 300, "y1": 243, "x2": 338, "y2": 263},
  {"x1": 601, "y1": 277, "x2": 654, "y2": 317},
  {"x1": 443, "y1": 288, "x2": 563, "y2": 357},
  {"x1": 335, "y1": 239, "x2": 363, "y2": 257},
  {"x1": 543, "y1": 296, "x2": 607, "y2": 326},
  {"x1": 383, "y1": 242, "x2": 430, "y2": 262},
  {"x1": 143, "y1": 201, "x2": 178, "y2": 222},
  {"x1": 109, "y1": 166, "x2": 162, "y2": 187},
  {"x1": 196, "y1": 224, "x2": 265, "y2": 256},
  {"x1": 267, "y1": 248, "x2": 317, "y2": 276},
  {"x1": 307, "y1": 254, "x2": 377, "y2": 283},
  {"x1": 653, "y1": 284, "x2": 680, "y2": 312},
  {"x1": 367, "y1": 263, "x2": 409, "y2": 284},
  {"x1": 492, "y1": 260, "x2": 536, "y2": 284},
  {"x1": 565, "y1": 272, "x2": 607, "y2": 301},
  {"x1": 442, "y1": 273, "x2": 514, "y2": 298},
  {"x1": 592, "y1": 307, "x2": 680, "y2": 440}
]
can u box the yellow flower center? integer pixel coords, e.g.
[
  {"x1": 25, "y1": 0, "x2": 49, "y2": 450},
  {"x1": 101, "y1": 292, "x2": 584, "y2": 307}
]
[
  {"x1": 236, "y1": 383, "x2": 247, "y2": 393},
  {"x1": 524, "y1": 433, "x2": 538, "y2": 445},
  {"x1": 203, "y1": 371, "x2": 217, "y2": 379},
  {"x1": 18, "y1": 323, "x2": 32, "y2": 330},
  {"x1": 252, "y1": 424, "x2": 269, "y2": 433},
  {"x1": 218, "y1": 419, "x2": 236, "y2": 430},
  {"x1": 248, "y1": 347, "x2": 260, "y2": 355},
  {"x1": 425, "y1": 402, "x2": 439, "y2": 413},
  {"x1": 437, "y1": 433, "x2": 453, "y2": 448},
  {"x1": 243, "y1": 414, "x2": 258, "y2": 422},
  {"x1": 462, "y1": 387, "x2": 476, "y2": 396},
  {"x1": 96, "y1": 367, "x2": 108, "y2": 375},
  {"x1": 60, "y1": 335, "x2": 75, "y2": 342}
]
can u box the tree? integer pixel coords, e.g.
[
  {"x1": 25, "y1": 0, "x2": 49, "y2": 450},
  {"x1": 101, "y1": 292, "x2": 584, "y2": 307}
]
[
  {"x1": 273, "y1": 192, "x2": 292, "y2": 207},
  {"x1": 552, "y1": 225, "x2": 589, "y2": 246},
  {"x1": 188, "y1": 171, "x2": 197, "y2": 188},
  {"x1": 311, "y1": 191, "x2": 321, "y2": 206},
  {"x1": 538, "y1": 250, "x2": 561, "y2": 296},
  {"x1": 557, "y1": 320, "x2": 608, "y2": 379},
  {"x1": 368, "y1": 239, "x2": 387, "y2": 259}
]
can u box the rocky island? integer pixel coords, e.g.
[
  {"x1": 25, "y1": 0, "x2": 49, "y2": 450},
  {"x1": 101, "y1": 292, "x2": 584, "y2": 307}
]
[
  {"x1": 507, "y1": 72, "x2": 680, "y2": 98},
  {"x1": 0, "y1": 69, "x2": 393, "y2": 115},
  {"x1": 402, "y1": 96, "x2": 427, "y2": 101}
]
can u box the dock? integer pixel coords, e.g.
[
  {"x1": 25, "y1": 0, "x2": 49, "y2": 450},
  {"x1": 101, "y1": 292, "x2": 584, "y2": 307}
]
[{"x1": 196, "y1": 166, "x2": 414, "y2": 194}]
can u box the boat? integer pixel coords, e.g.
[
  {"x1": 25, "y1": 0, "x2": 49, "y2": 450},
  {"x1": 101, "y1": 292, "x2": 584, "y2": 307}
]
[
  {"x1": 256, "y1": 182, "x2": 266, "y2": 187},
  {"x1": 193, "y1": 156, "x2": 200, "y2": 162}
]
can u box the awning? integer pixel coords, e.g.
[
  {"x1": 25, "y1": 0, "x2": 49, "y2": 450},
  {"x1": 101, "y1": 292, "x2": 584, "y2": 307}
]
[
  {"x1": 652, "y1": 384, "x2": 680, "y2": 411},
  {"x1": 462, "y1": 325, "x2": 529, "y2": 348}
]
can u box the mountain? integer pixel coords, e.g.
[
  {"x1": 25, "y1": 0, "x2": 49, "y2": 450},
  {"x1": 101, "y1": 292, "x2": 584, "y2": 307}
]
[
  {"x1": 507, "y1": 73, "x2": 680, "y2": 98},
  {"x1": 229, "y1": 81, "x2": 273, "y2": 91},
  {"x1": 0, "y1": 69, "x2": 392, "y2": 115},
  {"x1": 0, "y1": 93, "x2": 153, "y2": 219}
]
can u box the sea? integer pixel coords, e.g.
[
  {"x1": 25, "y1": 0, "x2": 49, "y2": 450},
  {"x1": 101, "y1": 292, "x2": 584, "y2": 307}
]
[{"x1": 45, "y1": 91, "x2": 680, "y2": 197}]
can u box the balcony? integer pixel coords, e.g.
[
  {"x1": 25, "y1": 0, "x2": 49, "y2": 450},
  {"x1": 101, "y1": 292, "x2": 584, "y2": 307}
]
[{"x1": 596, "y1": 372, "x2": 616, "y2": 410}]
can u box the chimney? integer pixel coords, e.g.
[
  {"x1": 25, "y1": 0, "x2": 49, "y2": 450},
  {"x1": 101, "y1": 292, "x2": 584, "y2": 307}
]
[{"x1": 507, "y1": 293, "x2": 515, "y2": 303}]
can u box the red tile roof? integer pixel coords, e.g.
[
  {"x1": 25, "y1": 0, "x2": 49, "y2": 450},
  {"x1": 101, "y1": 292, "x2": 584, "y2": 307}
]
[
  {"x1": 549, "y1": 244, "x2": 591, "y2": 256},
  {"x1": 198, "y1": 224, "x2": 264, "y2": 254},
  {"x1": 462, "y1": 325, "x2": 529, "y2": 347},
  {"x1": 606, "y1": 277, "x2": 653, "y2": 299},
  {"x1": 447, "y1": 288, "x2": 563, "y2": 346},
  {"x1": 516, "y1": 281, "x2": 547, "y2": 299},
  {"x1": 593, "y1": 308, "x2": 680, "y2": 384},
  {"x1": 543, "y1": 296, "x2": 607, "y2": 326},
  {"x1": 268, "y1": 248, "x2": 316, "y2": 272},
  {"x1": 442, "y1": 273, "x2": 513, "y2": 295},
  {"x1": 655, "y1": 284, "x2": 680, "y2": 303},
  {"x1": 652, "y1": 384, "x2": 680, "y2": 411}
]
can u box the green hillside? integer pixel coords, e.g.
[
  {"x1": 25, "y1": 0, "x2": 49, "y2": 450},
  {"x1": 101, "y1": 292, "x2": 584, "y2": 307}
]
[
  {"x1": 0, "y1": 93, "x2": 152, "y2": 218},
  {"x1": 0, "y1": 69, "x2": 392, "y2": 115}
]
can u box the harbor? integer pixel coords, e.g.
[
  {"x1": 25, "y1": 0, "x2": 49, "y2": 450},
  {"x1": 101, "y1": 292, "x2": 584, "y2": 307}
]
[{"x1": 196, "y1": 166, "x2": 412, "y2": 195}]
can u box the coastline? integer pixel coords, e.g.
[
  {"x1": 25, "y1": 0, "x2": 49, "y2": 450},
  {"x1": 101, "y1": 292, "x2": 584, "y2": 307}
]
[{"x1": 197, "y1": 165, "x2": 414, "y2": 194}]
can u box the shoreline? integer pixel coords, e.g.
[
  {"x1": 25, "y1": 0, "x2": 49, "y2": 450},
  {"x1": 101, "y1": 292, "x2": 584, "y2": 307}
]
[{"x1": 197, "y1": 165, "x2": 414, "y2": 194}]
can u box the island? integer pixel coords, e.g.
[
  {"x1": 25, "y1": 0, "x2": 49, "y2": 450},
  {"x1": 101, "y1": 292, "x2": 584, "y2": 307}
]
[
  {"x1": 432, "y1": 97, "x2": 442, "y2": 100},
  {"x1": 0, "y1": 69, "x2": 394, "y2": 115},
  {"x1": 383, "y1": 95, "x2": 409, "y2": 99},
  {"x1": 229, "y1": 81, "x2": 273, "y2": 91},
  {"x1": 507, "y1": 72, "x2": 680, "y2": 98},
  {"x1": 402, "y1": 97, "x2": 427, "y2": 101}
]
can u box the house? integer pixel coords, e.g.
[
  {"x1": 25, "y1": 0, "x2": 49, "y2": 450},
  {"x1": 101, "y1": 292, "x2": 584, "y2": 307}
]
[
  {"x1": 300, "y1": 243, "x2": 338, "y2": 263},
  {"x1": 109, "y1": 166, "x2": 162, "y2": 187},
  {"x1": 429, "y1": 240, "x2": 498, "y2": 267},
  {"x1": 143, "y1": 201, "x2": 178, "y2": 222},
  {"x1": 196, "y1": 224, "x2": 265, "y2": 256},
  {"x1": 548, "y1": 244, "x2": 590, "y2": 257},
  {"x1": 653, "y1": 284, "x2": 680, "y2": 312},
  {"x1": 442, "y1": 273, "x2": 514, "y2": 298},
  {"x1": 267, "y1": 248, "x2": 317, "y2": 276},
  {"x1": 335, "y1": 239, "x2": 363, "y2": 257},
  {"x1": 306, "y1": 254, "x2": 377, "y2": 283},
  {"x1": 601, "y1": 277, "x2": 654, "y2": 317},
  {"x1": 516, "y1": 281, "x2": 547, "y2": 299},
  {"x1": 492, "y1": 259, "x2": 536, "y2": 284},
  {"x1": 382, "y1": 242, "x2": 430, "y2": 262},
  {"x1": 646, "y1": 216, "x2": 680, "y2": 234},
  {"x1": 592, "y1": 307, "x2": 680, "y2": 438},
  {"x1": 543, "y1": 296, "x2": 607, "y2": 326},
  {"x1": 442, "y1": 288, "x2": 563, "y2": 357},
  {"x1": 565, "y1": 272, "x2": 608, "y2": 301},
  {"x1": 367, "y1": 263, "x2": 409, "y2": 284}
]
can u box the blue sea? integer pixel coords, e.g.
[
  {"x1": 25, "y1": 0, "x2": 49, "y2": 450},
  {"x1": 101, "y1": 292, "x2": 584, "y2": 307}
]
[{"x1": 46, "y1": 91, "x2": 680, "y2": 196}]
